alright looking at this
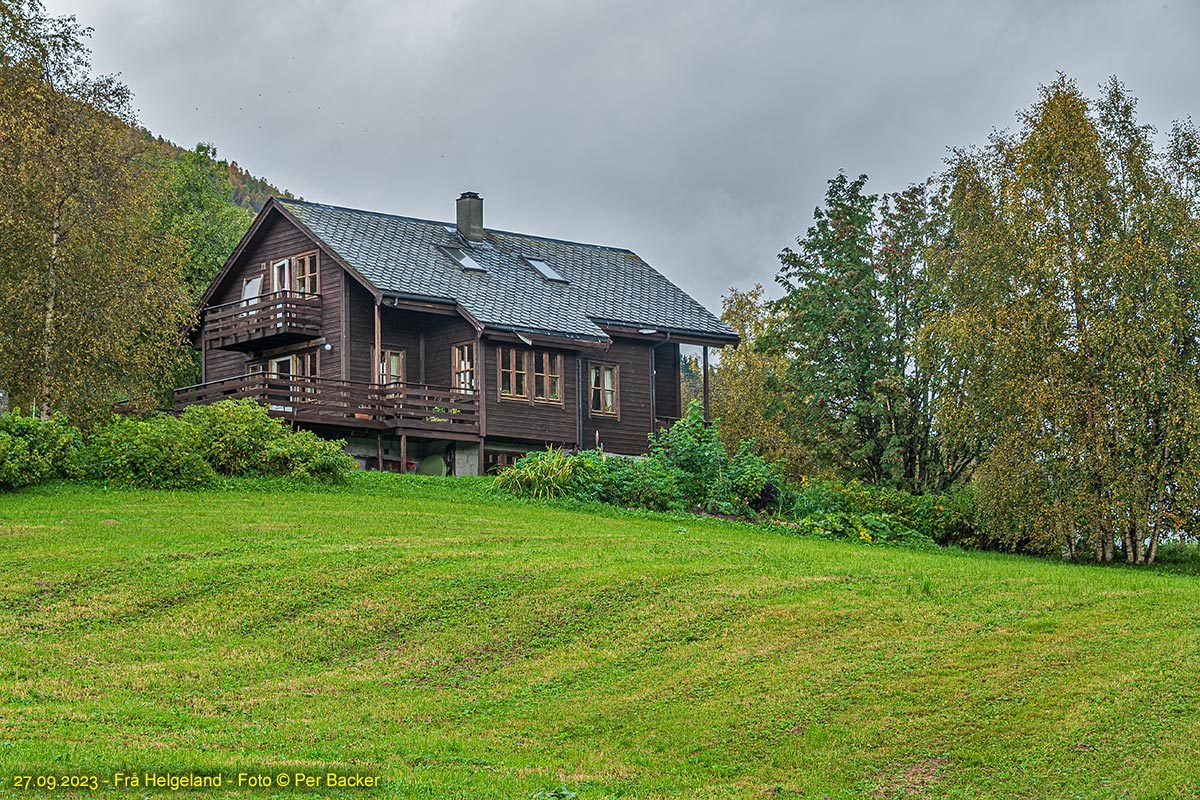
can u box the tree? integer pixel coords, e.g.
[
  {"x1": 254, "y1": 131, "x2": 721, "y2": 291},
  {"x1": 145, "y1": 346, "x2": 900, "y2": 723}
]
[
  {"x1": 154, "y1": 142, "x2": 252, "y2": 298},
  {"x1": 933, "y1": 76, "x2": 1200, "y2": 564},
  {"x1": 764, "y1": 173, "x2": 962, "y2": 491},
  {"x1": 0, "y1": 1, "x2": 193, "y2": 422},
  {"x1": 710, "y1": 285, "x2": 812, "y2": 479}
]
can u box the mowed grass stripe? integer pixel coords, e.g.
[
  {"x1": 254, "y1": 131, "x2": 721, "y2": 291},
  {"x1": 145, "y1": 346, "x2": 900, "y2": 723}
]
[{"x1": 1, "y1": 476, "x2": 1198, "y2": 798}]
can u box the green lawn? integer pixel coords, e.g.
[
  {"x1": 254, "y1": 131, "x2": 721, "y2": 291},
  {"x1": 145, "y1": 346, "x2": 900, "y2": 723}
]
[{"x1": 1, "y1": 476, "x2": 1198, "y2": 799}]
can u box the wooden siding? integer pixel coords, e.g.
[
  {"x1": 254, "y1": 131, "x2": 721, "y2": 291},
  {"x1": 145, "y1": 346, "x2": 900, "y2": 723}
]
[
  {"x1": 203, "y1": 211, "x2": 346, "y2": 381},
  {"x1": 583, "y1": 338, "x2": 655, "y2": 455},
  {"x1": 423, "y1": 318, "x2": 476, "y2": 387},
  {"x1": 379, "y1": 307, "x2": 429, "y2": 383},
  {"x1": 654, "y1": 341, "x2": 681, "y2": 421},
  {"x1": 482, "y1": 342, "x2": 579, "y2": 445},
  {"x1": 346, "y1": 279, "x2": 376, "y2": 383}
]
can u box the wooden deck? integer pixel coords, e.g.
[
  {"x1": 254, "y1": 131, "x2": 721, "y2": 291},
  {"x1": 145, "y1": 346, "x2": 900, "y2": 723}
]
[
  {"x1": 175, "y1": 374, "x2": 480, "y2": 439},
  {"x1": 204, "y1": 291, "x2": 323, "y2": 352}
]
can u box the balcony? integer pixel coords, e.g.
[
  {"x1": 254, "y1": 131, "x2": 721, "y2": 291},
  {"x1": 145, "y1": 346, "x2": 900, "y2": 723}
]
[
  {"x1": 174, "y1": 374, "x2": 480, "y2": 438},
  {"x1": 203, "y1": 291, "x2": 322, "y2": 352}
]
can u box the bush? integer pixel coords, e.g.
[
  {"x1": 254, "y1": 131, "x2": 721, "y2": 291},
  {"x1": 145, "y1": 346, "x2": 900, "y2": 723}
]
[
  {"x1": 0, "y1": 411, "x2": 85, "y2": 489},
  {"x1": 0, "y1": 432, "x2": 47, "y2": 489},
  {"x1": 599, "y1": 455, "x2": 684, "y2": 512},
  {"x1": 180, "y1": 399, "x2": 356, "y2": 483},
  {"x1": 262, "y1": 428, "x2": 357, "y2": 481},
  {"x1": 180, "y1": 398, "x2": 290, "y2": 476},
  {"x1": 647, "y1": 400, "x2": 726, "y2": 506},
  {"x1": 83, "y1": 415, "x2": 217, "y2": 489},
  {"x1": 709, "y1": 441, "x2": 783, "y2": 516},
  {"x1": 780, "y1": 477, "x2": 975, "y2": 547},
  {"x1": 492, "y1": 447, "x2": 606, "y2": 500},
  {"x1": 789, "y1": 510, "x2": 937, "y2": 549}
]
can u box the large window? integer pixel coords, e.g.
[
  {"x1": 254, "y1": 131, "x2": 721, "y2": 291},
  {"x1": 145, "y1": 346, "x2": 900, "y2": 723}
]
[
  {"x1": 534, "y1": 351, "x2": 562, "y2": 403},
  {"x1": 294, "y1": 252, "x2": 319, "y2": 294},
  {"x1": 270, "y1": 252, "x2": 319, "y2": 294},
  {"x1": 453, "y1": 343, "x2": 476, "y2": 392},
  {"x1": 271, "y1": 258, "x2": 290, "y2": 293},
  {"x1": 498, "y1": 347, "x2": 528, "y2": 399},
  {"x1": 269, "y1": 351, "x2": 318, "y2": 377},
  {"x1": 590, "y1": 363, "x2": 618, "y2": 416},
  {"x1": 381, "y1": 349, "x2": 405, "y2": 384}
]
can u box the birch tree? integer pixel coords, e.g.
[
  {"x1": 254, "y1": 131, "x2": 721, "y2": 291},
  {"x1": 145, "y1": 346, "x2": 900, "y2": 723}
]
[{"x1": 0, "y1": 1, "x2": 193, "y2": 422}]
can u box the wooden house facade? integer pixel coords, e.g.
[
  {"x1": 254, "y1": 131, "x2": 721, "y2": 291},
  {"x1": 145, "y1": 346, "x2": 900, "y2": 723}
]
[{"x1": 176, "y1": 193, "x2": 738, "y2": 474}]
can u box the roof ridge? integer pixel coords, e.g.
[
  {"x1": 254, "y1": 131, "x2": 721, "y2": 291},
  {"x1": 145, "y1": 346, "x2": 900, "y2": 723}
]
[{"x1": 279, "y1": 197, "x2": 635, "y2": 255}]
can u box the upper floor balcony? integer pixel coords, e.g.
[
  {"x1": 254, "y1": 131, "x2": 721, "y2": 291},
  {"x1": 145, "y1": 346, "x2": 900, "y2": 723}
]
[{"x1": 203, "y1": 291, "x2": 322, "y2": 352}]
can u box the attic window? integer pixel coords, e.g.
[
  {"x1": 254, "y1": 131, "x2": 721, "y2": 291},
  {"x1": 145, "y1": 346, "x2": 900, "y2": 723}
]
[
  {"x1": 525, "y1": 257, "x2": 567, "y2": 283},
  {"x1": 440, "y1": 245, "x2": 486, "y2": 272}
]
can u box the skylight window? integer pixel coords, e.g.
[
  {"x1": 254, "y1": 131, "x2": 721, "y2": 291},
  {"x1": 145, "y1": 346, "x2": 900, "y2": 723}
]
[
  {"x1": 440, "y1": 246, "x2": 486, "y2": 272},
  {"x1": 525, "y1": 257, "x2": 567, "y2": 283}
]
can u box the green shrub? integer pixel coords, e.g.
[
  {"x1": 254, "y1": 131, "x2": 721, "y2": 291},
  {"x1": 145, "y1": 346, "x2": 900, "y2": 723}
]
[
  {"x1": 262, "y1": 428, "x2": 357, "y2": 481},
  {"x1": 83, "y1": 415, "x2": 217, "y2": 489},
  {"x1": 492, "y1": 447, "x2": 607, "y2": 500},
  {"x1": 599, "y1": 455, "x2": 685, "y2": 512},
  {"x1": 180, "y1": 399, "x2": 356, "y2": 483},
  {"x1": 647, "y1": 400, "x2": 727, "y2": 506},
  {"x1": 0, "y1": 431, "x2": 48, "y2": 489},
  {"x1": 781, "y1": 477, "x2": 975, "y2": 547},
  {"x1": 790, "y1": 510, "x2": 937, "y2": 549},
  {"x1": 0, "y1": 410, "x2": 85, "y2": 485},
  {"x1": 181, "y1": 398, "x2": 290, "y2": 476},
  {"x1": 708, "y1": 441, "x2": 783, "y2": 516}
]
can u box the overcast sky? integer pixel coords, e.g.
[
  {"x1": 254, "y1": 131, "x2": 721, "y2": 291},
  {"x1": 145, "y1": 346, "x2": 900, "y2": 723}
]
[{"x1": 43, "y1": 0, "x2": 1200, "y2": 315}]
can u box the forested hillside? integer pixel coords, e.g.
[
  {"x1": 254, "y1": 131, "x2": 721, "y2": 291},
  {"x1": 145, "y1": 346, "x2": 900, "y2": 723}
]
[{"x1": 137, "y1": 128, "x2": 297, "y2": 214}]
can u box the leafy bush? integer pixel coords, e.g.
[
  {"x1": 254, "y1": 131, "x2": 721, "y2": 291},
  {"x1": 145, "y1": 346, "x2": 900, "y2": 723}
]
[
  {"x1": 599, "y1": 454, "x2": 684, "y2": 512},
  {"x1": 789, "y1": 510, "x2": 937, "y2": 549},
  {"x1": 181, "y1": 398, "x2": 291, "y2": 475},
  {"x1": 82, "y1": 415, "x2": 217, "y2": 489},
  {"x1": 709, "y1": 441, "x2": 783, "y2": 516},
  {"x1": 0, "y1": 411, "x2": 85, "y2": 489},
  {"x1": 262, "y1": 428, "x2": 357, "y2": 481},
  {"x1": 648, "y1": 400, "x2": 726, "y2": 506},
  {"x1": 0, "y1": 432, "x2": 47, "y2": 489},
  {"x1": 181, "y1": 399, "x2": 356, "y2": 482},
  {"x1": 492, "y1": 447, "x2": 606, "y2": 500},
  {"x1": 781, "y1": 477, "x2": 975, "y2": 546}
]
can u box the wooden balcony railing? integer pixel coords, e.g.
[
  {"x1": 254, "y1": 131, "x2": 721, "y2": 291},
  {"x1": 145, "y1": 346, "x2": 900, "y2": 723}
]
[
  {"x1": 174, "y1": 374, "x2": 480, "y2": 436},
  {"x1": 203, "y1": 291, "x2": 322, "y2": 352}
]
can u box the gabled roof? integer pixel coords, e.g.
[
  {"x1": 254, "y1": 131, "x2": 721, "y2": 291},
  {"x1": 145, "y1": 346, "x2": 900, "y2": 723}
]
[{"x1": 274, "y1": 198, "x2": 737, "y2": 345}]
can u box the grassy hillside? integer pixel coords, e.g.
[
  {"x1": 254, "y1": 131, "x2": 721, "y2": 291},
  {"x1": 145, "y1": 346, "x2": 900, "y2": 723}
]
[{"x1": 2, "y1": 476, "x2": 1198, "y2": 798}]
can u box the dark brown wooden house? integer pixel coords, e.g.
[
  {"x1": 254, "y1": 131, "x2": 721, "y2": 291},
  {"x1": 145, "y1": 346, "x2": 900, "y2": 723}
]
[{"x1": 176, "y1": 192, "x2": 738, "y2": 474}]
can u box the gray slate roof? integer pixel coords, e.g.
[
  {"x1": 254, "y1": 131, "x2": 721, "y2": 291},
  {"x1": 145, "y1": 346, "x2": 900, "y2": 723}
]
[{"x1": 278, "y1": 199, "x2": 736, "y2": 343}]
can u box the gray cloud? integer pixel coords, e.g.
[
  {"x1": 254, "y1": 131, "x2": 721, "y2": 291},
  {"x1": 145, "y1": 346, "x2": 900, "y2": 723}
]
[{"x1": 45, "y1": 0, "x2": 1200, "y2": 314}]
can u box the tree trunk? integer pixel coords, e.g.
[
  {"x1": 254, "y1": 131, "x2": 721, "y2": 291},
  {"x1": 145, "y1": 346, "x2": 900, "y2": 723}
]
[{"x1": 39, "y1": 214, "x2": 60, "y2": 421}]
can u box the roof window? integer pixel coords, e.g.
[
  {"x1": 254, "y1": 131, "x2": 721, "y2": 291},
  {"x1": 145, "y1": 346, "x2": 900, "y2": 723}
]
[
  {"x1": 440, "y1": 245, "x2": 486, "y2": 272},
  {"x1": 525, "y1": 257, "x2": 568, "y2": 283}
]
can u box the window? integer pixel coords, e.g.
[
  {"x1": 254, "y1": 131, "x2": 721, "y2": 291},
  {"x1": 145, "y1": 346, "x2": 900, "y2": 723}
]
[
  {"x1": 524, "y1": 257, "x2": 567, "y2": 283},
  {"x1": 439, "y1": 245, "x2": 486, "y2": 272},
  {"x1": 381, "y1": 349, "x2": 405, "y2": 384},
  {"x1": 498, "y1": 347, "x2": 528, "y2": 399},
  {"x1": 294, "y1": 252, "x2": 319, "y2": 294},
  {"x1": 590, "y1": 363, "x2": 618, "y2": 416},
  {"x1": 270, "y1": 352, "x2": 317, "y2": 377},
  {"x1": 272, "y1": 258, "x2": 291, "y2": 293},
  {"x1": 452, "y1": 343, "x2": 476, "y2": 392},
  {"x1": 534, "y1": 351, "x2": 562, "y2": 403},
  {"x1": 241, "y1": 275, "x2": 263, "y2": 304}
]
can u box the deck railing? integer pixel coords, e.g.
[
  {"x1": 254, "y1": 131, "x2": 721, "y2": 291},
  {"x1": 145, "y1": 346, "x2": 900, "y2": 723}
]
[
  {"x1": 175, "y1": 374, "x2": 480, "y2": 435},
  {"x1": 203, "y1": 291, "x2": 322, "y2": 350}
]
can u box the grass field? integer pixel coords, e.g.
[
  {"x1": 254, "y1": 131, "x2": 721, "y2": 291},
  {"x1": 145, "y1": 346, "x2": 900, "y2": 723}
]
[{"x1": 2, "y1": 475, "x2": 1199, "y2": 799}]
